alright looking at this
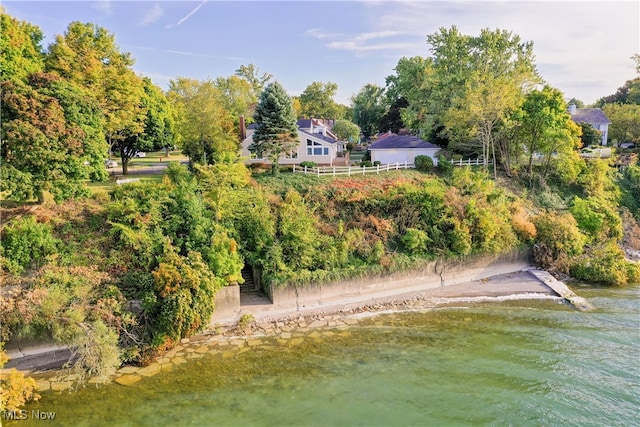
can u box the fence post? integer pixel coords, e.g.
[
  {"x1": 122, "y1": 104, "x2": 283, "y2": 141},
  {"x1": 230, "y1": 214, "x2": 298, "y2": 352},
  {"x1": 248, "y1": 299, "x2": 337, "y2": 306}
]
[
  {"x1": 333, "y1": 166, "x2": 336, "y2": 177},
  {"x1": 304, "y1": 165, "x2": 307, "y2": 174},
  {"x1": 317, "y1": 167, "x2": 320, "y2": 177},
  {"x1": 376, "y1": 164, "x2": 380, "y2": 174},
  {"x1": 348, "y1": 166, "x2": 351, "y2": 177}
]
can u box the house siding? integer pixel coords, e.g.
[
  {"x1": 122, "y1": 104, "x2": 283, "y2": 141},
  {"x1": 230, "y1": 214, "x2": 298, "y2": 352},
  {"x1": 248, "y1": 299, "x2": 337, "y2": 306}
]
[
  {"x1": 370, "y1": 148, "x2": 440, "y2": 165},
  {"x1": 241, "y1": 130, "x2": 338, "y2": 165}
]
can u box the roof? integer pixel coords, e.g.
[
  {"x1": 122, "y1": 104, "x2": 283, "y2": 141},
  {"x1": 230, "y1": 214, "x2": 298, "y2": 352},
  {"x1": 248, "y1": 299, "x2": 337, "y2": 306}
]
[
  {"x1": 369, "y1": 134, "x2": 439, "y2": 150},
  {"x1": 297, "y1": 119, "x2": 312, "y2": 129},
  {"x1": 571, "y1": 108, "x2": 611, "y2": 125},
  {"x1": 299, "y1": 129, "x2": 337, "y2": 144}
]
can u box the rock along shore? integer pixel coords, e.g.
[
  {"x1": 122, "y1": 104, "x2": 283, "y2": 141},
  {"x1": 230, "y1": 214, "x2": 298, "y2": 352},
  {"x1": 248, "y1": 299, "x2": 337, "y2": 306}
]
[{"x1": 4, "y1": 267, "x2": 579, "y2": 392}]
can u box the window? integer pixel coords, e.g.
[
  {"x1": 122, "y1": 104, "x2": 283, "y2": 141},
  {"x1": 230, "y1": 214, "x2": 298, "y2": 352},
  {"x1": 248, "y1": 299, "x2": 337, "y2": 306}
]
[{"x1": 306, "y1": 138, "x2": 327, "y2": 156}]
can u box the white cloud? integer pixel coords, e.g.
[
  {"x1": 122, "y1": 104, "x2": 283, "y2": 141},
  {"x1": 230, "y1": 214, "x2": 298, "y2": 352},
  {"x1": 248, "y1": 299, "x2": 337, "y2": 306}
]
[
  {"x1": 328, "y1": 40, "x2": 417, "y2": 53},
  {"x1": 305, "y1": 28, "x2": 343, "y2": 39},
  {"x1": 354, "y1": 31, "x2": 404, "y2": 42},
  {"x1": 315, "y1": 28, "x2": 420, "y2": 56},
  {"x1": 139, "y1": 3, "x2": 164, "y2": 27},
  {"x1": 166, "y1": 0, "x2": 207, "y2": 29},
  {"x1": 91, "y1": 0, "x2": 112, "y2": 16}
]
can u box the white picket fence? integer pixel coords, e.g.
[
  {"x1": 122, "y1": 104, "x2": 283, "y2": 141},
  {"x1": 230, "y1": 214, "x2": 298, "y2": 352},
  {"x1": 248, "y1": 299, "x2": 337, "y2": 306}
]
[
  {"x1": 448, "y1": 158, "x2": 484, "y2": 167},
  {"x1": 293, "y1": 157, "x2": 485, "y2": 176},
  {"x1": 293, "y1": 162, "x2": 413, "y2": 176}
]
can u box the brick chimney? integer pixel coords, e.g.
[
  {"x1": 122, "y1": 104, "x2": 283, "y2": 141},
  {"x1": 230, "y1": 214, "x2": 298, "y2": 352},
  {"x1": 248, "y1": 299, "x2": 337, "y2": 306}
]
[{"x1": 239, "y1": 115, "x2": 246, "y2": 141}]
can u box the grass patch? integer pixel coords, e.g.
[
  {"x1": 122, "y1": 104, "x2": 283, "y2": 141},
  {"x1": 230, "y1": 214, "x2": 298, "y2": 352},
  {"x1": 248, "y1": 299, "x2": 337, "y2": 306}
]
[{"x1": 87, "y1": 174, "x2": 164, "y2": 196}]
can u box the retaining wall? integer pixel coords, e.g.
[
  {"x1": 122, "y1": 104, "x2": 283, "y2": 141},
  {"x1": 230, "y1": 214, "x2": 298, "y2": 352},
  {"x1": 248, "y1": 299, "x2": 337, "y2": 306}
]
[
  {"x1": 210, "y1": 285, "x2": 240, "y2": 324},
  {"x1": 267, "y1": 249, "x2": 532, "y2": 311}
]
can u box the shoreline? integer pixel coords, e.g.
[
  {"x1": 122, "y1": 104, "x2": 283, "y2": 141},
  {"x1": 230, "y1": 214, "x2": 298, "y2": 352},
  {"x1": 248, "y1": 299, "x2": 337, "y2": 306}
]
[
  {"x1": 232, "y1": 267, "x2": 562, "y2": 325},
  {"x1": 4, "y1": 268, "x2": 568, "y2": 382}
]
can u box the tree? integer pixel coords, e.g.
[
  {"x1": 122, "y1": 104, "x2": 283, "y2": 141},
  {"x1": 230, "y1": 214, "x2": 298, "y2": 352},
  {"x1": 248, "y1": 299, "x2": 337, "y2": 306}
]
[
  {"x1": 578, "y1": 123, "x2": 602, "y2": 147},
  {"x1": 0, "y1": 9, "x2": 44, "y2": 84},
  {"x1": 595, "y1": 55, "x2": 640, "y2": 106},
  {"x1": 0, "y1": 74, "x2": 102, "y2": 202},
  {"x1": 351, "y1": 83, "x2": 386, "y2": 139},
  {"x1": 113, "y1": 77, "x2": 174, "y2": 174},
  {"x1": 515, "y1": 86, "x2": 582, "y2": 182},
  {"x1": 602, "y1": 103, "x2": 640, "y2": 146},
  {"x1": 167, "y1": 78, "x2": 237, "y2": 165},
  {"x1": 433, "y1": 27, "x2": 540, "y2": 177},
  {"x1": 384, "y1": 56, "x2": 432, "y2": 133},
  {"x1": 252, "y1": 81, "x2": 298, "y2": 175},
  {"x1": 234, "y1": 63, "x2": 272, "y2": 99},
  {"x1": 299, "y1": 81, "x2": 342, "y2": 119},
  {"x1": 379, "y1": 97, "x2": 409, "y2": 135},
  {"x1": 46, "y1": 22, "x2": 148, "y2": 172},
  {"x1": 332, "y1": 120, "x2": 361, "y2": 143},
  {"x1": 214, "y1": 75, "x2": 255, "y2": 124}
]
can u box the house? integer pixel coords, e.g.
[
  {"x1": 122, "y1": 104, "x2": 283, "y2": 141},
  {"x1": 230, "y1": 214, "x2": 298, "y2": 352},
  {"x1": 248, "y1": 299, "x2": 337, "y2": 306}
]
[
  {"x1": 569, "y1": 104, "x2": 611, "y2": 146},
  {"x1": 240, "y1": 118, "x2": 340, "y2": 166},
  {"x1": 368, "y1": 133, "x2": 441, "y2": 165}
]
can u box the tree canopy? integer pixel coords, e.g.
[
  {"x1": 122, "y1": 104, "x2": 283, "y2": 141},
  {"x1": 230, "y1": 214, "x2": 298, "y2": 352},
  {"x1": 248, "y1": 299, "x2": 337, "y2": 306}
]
[
  {"x1": 167, "y1": 78, "x2": 237, "y2": 165},
  {"x1": 299, "y1": 81, "x2": 343, "y2": 120},
  {"x1": 351, "y1": 83, "x2": 386, "y2": 139}
]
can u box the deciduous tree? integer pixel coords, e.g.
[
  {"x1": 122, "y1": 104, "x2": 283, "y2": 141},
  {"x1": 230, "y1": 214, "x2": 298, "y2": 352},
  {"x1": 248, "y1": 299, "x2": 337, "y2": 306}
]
[
  {"x1": 299, "y1": 81, "x2": 342, "y2": 119},
  {"x1": 351, "y1": 83, "x2": 386, "y2": 139},
  {"x1": 602, "y1": 103, "x2": 640, "y2": 146},
  {"x1": 167, "y1": 78, "x2": 237, "y2": 164},
  {"x1": 1, "y1": 74, "x2": 100, "y2": 202},
  {"x1": 0, "y1": 9, "x2": 44, "y2": 84},
  {"x1": 332, "y1": 120, "x2": 361, "y2": 143},
  {"x1": 234, "y1": 63, "x2": 272, "y2": 99}
]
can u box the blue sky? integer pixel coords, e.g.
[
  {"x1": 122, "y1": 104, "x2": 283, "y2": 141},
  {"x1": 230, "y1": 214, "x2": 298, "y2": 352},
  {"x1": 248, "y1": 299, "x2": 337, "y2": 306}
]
[{"x1": 4, "y1": 1, "x2": 639, "y2": 105}]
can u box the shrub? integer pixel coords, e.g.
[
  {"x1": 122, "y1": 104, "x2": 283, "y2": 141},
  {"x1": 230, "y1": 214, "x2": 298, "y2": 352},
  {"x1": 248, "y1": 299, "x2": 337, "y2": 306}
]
[
  {"x1": 401, "y1": 228, "x2": 430, "y2": 255},
  {"x1": 0, "y1": 346, "x2": 40, "y2": 411},
  {"x1": 1, "y1": 216, "x2": 59, "y2": 275},
  {"x1": 569, "y1": 196, "x2": 622, "y2": 243},
  {"x1": 148, "y1": 250, "x2": 223, "y2": 343},
  {"x1": 533, "y1": 211, "x2": 586, "y2": 272},
  {"x1": 414, "y1": 155, "x2": 434, "y2": 172},
  {"x1": 570, "y1": 243, "x2": 630, "y2": 286},
  {"x1": 299, "y1": 161, "x2": 317, "y2": 168},
  {"x1": 373, "y1": 160, "x2": 382, "y2": 167},
  {"x1": 437, "y1": 154, "x2": 453, "y2": 175},
  {"x1": 361, "y1": 161, "x2": 372, "y2": 167}
]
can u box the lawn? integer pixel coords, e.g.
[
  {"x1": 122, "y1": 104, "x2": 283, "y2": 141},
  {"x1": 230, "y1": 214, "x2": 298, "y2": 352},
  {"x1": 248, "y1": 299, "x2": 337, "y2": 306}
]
[
  {"x1": 87, "y1": 174, "x2": 165, "y2": 196},
  {"x1": 108, "y1": 150, "x2": 188, "y2": 169}
]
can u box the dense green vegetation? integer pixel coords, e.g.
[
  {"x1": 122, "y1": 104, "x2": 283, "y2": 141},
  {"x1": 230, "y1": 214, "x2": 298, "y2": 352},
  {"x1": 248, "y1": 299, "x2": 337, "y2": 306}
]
[{"x1": 1, "y1": 10, "x2": 639, "y2": 406}]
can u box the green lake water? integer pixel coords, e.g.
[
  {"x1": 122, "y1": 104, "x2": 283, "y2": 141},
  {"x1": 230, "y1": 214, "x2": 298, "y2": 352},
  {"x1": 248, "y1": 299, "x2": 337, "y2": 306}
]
[{"x1": 7, "y1": 285, "x2": 639, "y2": 427}]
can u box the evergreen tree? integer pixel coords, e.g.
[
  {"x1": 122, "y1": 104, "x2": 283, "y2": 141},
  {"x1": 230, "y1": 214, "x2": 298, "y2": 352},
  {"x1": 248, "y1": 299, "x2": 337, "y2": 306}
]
[{"x1": 251, "y1": 82, "x2": 298, "y2": 175}]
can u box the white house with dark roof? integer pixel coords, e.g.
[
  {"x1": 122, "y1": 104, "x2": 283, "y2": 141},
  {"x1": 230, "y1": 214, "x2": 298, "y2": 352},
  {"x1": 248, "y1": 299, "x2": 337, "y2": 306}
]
[
  {"x1": 240, "y1": 118, "x2": 339, "y2": 165},
  {"x1": 569, "y1": 104, "x2": 611, "y2": 145},
  {"x1": 368, "y1": 133, "x2": 441, "y2": 165}
]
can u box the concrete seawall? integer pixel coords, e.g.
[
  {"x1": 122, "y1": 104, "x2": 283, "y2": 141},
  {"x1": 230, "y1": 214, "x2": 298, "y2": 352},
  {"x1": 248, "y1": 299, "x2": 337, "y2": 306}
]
[
  {"x1": 211, "y1": 249, "x2": 534, "y2": 324},
  {"x1": 268, "y1": 250, "x2": 532, "y2": 310}
]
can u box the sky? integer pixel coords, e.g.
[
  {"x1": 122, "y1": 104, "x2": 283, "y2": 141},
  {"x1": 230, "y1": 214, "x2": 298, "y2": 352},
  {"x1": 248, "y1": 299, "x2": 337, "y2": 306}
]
[{"x1": 3, "y1": 0, "x2": 639, "y2": 106}]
